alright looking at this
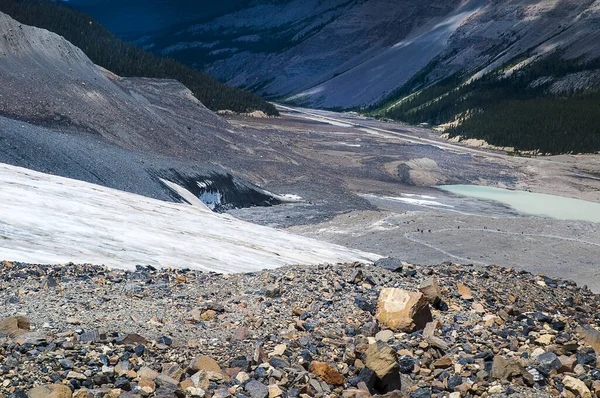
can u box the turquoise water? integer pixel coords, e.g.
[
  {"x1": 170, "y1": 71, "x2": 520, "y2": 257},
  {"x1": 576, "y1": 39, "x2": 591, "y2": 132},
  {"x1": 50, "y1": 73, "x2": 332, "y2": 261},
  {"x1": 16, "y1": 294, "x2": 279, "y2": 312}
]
[{"x1": 439, "y1": 185, "x2": 600, "y2": 223}]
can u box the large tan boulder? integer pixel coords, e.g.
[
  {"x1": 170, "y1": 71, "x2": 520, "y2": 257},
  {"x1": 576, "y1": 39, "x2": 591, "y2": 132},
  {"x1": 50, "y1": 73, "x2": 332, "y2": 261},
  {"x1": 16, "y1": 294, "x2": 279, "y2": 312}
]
[
  {"x1": 28, "y1": 384, "x2": 72, "y2": 398},
  {"x1": 375, "y1": 288, "x2": 432, "y2": 332},
  {"x1": 0, "y1": 316, "x2": 30, "y2": 337}
]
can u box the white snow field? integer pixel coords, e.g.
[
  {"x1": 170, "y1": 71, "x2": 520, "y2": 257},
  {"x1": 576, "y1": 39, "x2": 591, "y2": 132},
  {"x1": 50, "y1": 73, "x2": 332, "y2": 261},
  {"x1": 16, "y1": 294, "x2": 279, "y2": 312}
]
[{"x1": 0, "y1": 163, "x2": 380, "y2": 272}]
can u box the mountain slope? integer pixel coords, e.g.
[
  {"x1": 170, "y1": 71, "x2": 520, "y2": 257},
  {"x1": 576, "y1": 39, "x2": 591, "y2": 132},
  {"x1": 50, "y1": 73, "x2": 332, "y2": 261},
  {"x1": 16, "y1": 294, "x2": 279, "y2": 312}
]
[
  {"x1": 0, "y1": 0, "x2": 278, "y2": 115},
  {"x1": 121, "y1": 0, "x2": 600, "y2": 110}
]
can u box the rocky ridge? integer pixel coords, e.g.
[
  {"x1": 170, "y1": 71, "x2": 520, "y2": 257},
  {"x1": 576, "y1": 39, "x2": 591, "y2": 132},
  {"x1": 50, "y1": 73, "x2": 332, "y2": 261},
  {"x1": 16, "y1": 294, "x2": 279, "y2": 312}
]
[{"x1": 0, "y1": 259, "x2": 599, "y2": 397}]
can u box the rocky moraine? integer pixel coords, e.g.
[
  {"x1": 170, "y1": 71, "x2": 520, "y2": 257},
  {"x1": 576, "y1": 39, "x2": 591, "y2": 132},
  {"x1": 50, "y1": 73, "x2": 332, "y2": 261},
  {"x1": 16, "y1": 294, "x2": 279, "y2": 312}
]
[{"x1": 0, "y1": 259, "x2": 599, "y2": 398}]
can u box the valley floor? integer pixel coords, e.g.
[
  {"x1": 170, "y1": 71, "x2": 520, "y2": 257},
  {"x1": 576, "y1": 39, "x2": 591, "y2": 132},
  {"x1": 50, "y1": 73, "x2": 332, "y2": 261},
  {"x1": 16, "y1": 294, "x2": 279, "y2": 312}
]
[{"x1": 224, "y1": 106, "x2": 600, "y2": 292}]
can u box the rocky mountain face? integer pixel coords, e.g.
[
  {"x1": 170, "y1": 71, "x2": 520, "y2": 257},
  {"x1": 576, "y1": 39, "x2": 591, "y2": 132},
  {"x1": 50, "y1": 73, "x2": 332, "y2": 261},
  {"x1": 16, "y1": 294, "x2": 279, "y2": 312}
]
[
  {"x1": 126, "y1": 0, "x2": 600, "y2": 109},
  {"x1": 0, "y1": 11, "x2": 234, "y2": 157}
]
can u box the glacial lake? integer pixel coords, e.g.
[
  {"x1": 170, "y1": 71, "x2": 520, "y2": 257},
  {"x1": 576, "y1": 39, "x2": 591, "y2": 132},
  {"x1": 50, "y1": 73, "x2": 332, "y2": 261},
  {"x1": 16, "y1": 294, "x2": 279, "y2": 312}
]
[{"x1": 439, "y1": 185, "x2": 600, "y2": 223}]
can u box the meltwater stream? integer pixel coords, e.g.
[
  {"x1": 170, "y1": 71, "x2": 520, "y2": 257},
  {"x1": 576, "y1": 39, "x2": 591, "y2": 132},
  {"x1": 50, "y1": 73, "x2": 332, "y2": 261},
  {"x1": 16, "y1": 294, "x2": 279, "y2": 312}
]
[{"x1": 439, "y1": 185, "x2": 600, "y2": 223}]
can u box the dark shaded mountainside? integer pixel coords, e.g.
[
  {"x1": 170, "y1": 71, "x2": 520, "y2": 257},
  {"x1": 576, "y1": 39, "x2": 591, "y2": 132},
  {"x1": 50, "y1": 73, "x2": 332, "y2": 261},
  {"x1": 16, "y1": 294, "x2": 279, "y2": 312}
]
[
  {"x1": 110, "y1": 0, "x2": 600, "y2": 154},
  {"x1": 0, "y1": 0, "x2": 278, "y2": 116},
  {"x1": 0, "y1": 9, "x2": 287, "y2": 211}
]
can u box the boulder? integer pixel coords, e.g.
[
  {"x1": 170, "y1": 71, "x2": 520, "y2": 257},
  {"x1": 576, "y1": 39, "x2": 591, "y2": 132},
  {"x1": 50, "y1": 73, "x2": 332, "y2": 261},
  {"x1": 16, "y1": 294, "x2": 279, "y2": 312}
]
[
  {"x1": 374, "y1": 258, "x2": 403, "y2": 273},
  {"x1": 375, "y1": 288, "x2": 432, "y2": 332},
  {"x1": 364, "y1": 341, "x2": 401, "y2": 393},
  {"x1": 536, "y1": 352, "x2": 561, "y2": 375},
  {"x1": 558, "y1": 355, "x2": 577, "y2": 373},
  {"x1": 28, "y1": 384, "x2": 72, "y2": 398},
  {"x1": 577, "y1": 325, "x2": 600, "y2": 352},
  {"x1": 309, "y1": 361, "x2": 344, "y2": 386},
  {"x1": 563, "y1": 375, "x2": 592, "y2": 398},
  {"x1": 189, "y1": 354, "x2": 221, "y2": 374},
  {"x1": 0, "y1": 316, "x2": 30, "y2": 337},
  {"x1": 490, "y1": 356, "x2": 533, "y2": 386},
  {"x1": 419, "y1": 278, "x2": 441, "y2": 305}
]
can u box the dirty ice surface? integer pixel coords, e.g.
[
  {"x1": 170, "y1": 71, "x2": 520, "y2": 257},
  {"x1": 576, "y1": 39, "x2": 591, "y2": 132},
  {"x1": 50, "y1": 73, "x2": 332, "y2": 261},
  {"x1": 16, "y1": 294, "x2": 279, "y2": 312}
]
[{"x1": 0, "y1": 163, "x2": 379, "y2": 272}]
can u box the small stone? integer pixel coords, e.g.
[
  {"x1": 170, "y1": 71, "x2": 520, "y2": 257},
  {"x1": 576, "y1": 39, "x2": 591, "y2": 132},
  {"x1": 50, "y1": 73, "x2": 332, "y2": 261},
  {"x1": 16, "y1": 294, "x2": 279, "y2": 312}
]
[
  {"x1": 347, "y1": 269, "x2": 364, "y2": 284},
  {"x1": 375, "y1": 288, "x2": 432, "y2": 332},
  {"x1": 66, "y1": 317, "x2": 81, "y2": 325},
  {"x1": 577, "y1": 325, "x2": 600, "y2": 353},
  {"x1": 72, "y1": 389, "x2": 92, "y2": 398},
  {"x1": 374, "y1": 258, "x2": 403, "y2": 272},
  {"x1": 41, "y1": 275, "x2": 59, "y2": 290},
  {"x1": 310, "y1": 361, "x2": 344, "y2": 386},
  {"x1": 138, "y1": 366, "x2": 159, "y2": 380},
  {"x1": 245, "y1": 380, "x2": 269, "y2": 398},
  {"x1": 433, "y1": 356, "x2": 453, "y2": 369},
  {"x1": 191, "y1": 371, "x2": 210, "y2": 390},
  {"x1": 268, "y1": 385, "x2": 283, "y2": 398},
  {"x1": 200, "y1": 310, "x2": 216, "y2": 321},
  {"x1": 491, "y1": 356, "x2": 533, "y2": 386},
  {"x1": 471, "y1": 303, "x2": 485, "y2": 313},
  {"x1": 162, "y1": 363, "x2": 184, "y2": 381},
  {"x1": 235, "y1": 371, "x2": 250, "y2": 384},
  {"x1": 375, "y1": 330, "x2": 394, "y2": 342},
  {"x1": 138, "y1": 378, "x2": 156, "y2": 394},
  {"x1": 59, "y1": 358, "x2": 74, "y2": 369},
  {"x1": 536, "y1": 352, "x2": 561, "y2": 375},
  {"x1": 270, "y1": 343, "x2": 287, "y2": 356},
  {"x1": 189, "y1": 354, "x2": 221, "y2": 374},
  {"x1": 456, "y1": 284, "x2": 473, "y2": 300},
  {"x1": 398, "y1": 355, "x2": 416, "y2": 374},
  {"x1": 155, "y1": 374, "x2": 179, "y2": 389},
  {"x1": 264, "y1": 285, "x2": 281, "y2": 298},
  {"x1": 536, "y1": 334, "x2": 554, "y2": 345},
  {"x1": 66, "y1": 371, "x2": 87, "y2": 380},
  {"x1": 157, "y1": 335, "x2": 173, "y2": 346}
]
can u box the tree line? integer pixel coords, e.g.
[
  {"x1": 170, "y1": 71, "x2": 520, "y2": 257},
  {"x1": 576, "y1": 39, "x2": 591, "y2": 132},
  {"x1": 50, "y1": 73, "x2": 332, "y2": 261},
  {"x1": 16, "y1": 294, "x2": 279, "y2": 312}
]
[{"x1": 374, "y1": 52, "x2": 600, "y2": 154}]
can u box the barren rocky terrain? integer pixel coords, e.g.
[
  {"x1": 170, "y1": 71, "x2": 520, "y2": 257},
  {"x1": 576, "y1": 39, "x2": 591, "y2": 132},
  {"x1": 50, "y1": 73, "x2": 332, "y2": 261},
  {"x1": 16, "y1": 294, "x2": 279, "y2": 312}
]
[{"x1": 1, "y1": 260, "x2": 599, "y2": 398}]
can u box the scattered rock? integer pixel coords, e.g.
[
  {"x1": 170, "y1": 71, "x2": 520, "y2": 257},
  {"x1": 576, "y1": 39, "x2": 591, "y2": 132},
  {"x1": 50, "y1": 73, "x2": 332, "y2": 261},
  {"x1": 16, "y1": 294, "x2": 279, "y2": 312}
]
[
  {"x1": 364, "y1": 341, "x2": 402, "y2": 393},
  {"x1": 374, "y1": 258, "x2": 403, "y2": 273},
  {"x1": 310, "y1": 361, "x2": 344, "y2": 385},
  {"x1": 491, "y1": 356, "x2": 534, "y2": 386},
  {"x1": 0, "y1": 316, "x2": 30, "y2": 337},
  {"x1": 189, "y1": 355, "x2": 221, "y2": 374},
  {"x1": 419, "y1": 278, "x2": 441, "y2": 305},
  {"x1": 563, "y1": 375, "x2": 593, "y2": 398},
  {"x1": 28, "y1": 384, "x2": 72, "y2": 398},
  {"x1": 577, "y1": 325, "x2": 600, "y2": 352},
  {"x1": 456, "y1": 284, "x2": 473, "y2": 300},
  {"x1": 264, "y1": 284, "x2": 281, "y2": 298},
  {"x1": 245, "y1": 380, "x2": 269, "y2": 398}
]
